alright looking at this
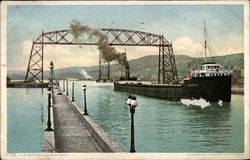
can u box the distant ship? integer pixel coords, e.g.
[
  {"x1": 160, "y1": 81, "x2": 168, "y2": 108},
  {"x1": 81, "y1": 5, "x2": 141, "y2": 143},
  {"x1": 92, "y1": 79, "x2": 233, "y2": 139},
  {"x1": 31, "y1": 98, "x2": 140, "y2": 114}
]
[{"x1": 114, "y1": 22, "x2": 232, "y2": 102}]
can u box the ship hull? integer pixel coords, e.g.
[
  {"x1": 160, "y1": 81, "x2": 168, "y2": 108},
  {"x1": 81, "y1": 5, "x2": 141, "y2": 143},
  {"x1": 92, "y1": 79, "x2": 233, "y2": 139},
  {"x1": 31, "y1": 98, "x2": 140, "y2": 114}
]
[{"x1": 114, "y1": 75, "x2": 232, "y2": 102}]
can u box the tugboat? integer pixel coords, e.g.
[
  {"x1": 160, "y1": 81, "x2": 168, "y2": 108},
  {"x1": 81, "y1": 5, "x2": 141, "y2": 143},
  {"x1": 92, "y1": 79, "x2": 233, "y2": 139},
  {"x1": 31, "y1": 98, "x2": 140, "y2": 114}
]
[{"x1": 114, "y1": 21, "x2": 232, "y2": 102}]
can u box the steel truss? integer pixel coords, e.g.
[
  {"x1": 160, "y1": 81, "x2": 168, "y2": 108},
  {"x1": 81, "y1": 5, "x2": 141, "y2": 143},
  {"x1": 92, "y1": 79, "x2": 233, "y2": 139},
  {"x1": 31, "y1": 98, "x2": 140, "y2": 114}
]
[{"x1": 25, "y1": 28, "x2": 179, "y2": 84}]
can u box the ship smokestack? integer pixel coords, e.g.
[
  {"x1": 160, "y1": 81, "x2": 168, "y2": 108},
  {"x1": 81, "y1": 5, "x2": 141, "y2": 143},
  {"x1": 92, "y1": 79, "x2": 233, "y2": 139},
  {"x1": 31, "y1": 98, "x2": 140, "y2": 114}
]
[{"x1": 125, "y1": 66, "x2": 130, "y2": 80}]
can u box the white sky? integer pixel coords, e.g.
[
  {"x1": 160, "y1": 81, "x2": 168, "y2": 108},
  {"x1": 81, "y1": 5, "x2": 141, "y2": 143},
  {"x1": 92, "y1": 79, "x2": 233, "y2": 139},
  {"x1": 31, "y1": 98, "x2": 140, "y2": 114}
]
[{"x1": 6, "y1": 3, "x2": 244, "y2": 70}]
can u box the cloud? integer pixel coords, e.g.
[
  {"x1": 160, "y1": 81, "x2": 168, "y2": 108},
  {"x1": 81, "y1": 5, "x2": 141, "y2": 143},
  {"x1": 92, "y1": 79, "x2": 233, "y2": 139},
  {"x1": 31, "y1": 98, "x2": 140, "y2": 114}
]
[
  {"x1": 219, "y1": 34, "x2": 244, "y2": 55},
  {"x1": 21, "y1": 40, "x2": 100, "y2": 69},
  {"x1": 222, "y1": 47, "x2": 243, "y2": 55},
  {"x1": 125, "y1": 47, "x2": 158, "y2": 60},
  {"x1": 43, "y1": 45, "x2": 99, "y2": 69},
  {"x1": 44, "y1": 45, "x2": 75, "y2": 58},
  {"x1": 172, "y1": 34, "x2": 244, "y2": 57},
  {"x1": 22, "y1": 40, "x2": 33, "y2": 56},
  {"x1": 134, "y1": 46, "x2": 157, "y2": 54},
  {"x1": 173, "y1": 37, "x2": 200, "y2": 56}
]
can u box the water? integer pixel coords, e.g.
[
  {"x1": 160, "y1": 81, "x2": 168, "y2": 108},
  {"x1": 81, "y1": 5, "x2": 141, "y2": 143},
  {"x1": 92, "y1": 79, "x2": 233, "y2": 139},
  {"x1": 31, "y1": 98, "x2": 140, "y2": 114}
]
[
  {"x1": 7, "y1": 81, "x2": 244, "y2": 153},
  {"x1": 7, "y1": 88, "x2": 47, "y2": 153}
]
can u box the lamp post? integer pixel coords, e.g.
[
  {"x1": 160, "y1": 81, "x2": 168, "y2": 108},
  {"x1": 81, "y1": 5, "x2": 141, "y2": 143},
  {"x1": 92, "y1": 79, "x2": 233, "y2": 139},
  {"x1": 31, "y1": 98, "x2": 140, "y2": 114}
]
[
  {"x1": 45, "y1": 88, "x2": 53, "y2": 131},
  {"x1": 83, "y1": 85, "x2": 88, "y2": 115},
  {"x1": 49, "y1": 61, "x2": 54, "y2": 96},
  {"x1": 127, "y1": 95, "x2": 132, "y2": 106},
  {"x1": 72, "y1": 82, "x2": 75, "y2": 102},
  {"x1": 127, "y1": 95, "x2": 138, "y2": 153},
  {"x1": 48, "y1": 84, "x2": 51, "y2": 92},
  {"x1": 49, "y1": 61, "x2": 54, "y2": 85},
  {"x1": 66, "y1": 80, "x2": 68, "y2": 95},
  {"x1": 63, "y1": 80, "x2": 65, "y2": 92}
]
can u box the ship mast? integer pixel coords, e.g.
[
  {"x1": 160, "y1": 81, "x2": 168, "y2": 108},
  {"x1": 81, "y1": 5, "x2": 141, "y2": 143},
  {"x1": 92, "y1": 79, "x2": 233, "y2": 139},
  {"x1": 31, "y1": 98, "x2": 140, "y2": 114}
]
[{"x1": 204, "y1": 20, "x2": 208, "y2": 63}]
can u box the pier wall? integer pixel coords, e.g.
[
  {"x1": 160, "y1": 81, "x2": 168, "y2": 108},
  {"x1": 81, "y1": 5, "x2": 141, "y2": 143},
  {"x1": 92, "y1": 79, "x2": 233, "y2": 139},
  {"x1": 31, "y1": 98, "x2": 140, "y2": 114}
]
[
  {"x1": 7, "y1": 82, "x2": 48, "y2": 88},
  {"x1": 41, "y1": 98, "x2": 55, "y2": 152},
  {"x1": 70, "y1": 102, "x2": 124, "y2": 152}
]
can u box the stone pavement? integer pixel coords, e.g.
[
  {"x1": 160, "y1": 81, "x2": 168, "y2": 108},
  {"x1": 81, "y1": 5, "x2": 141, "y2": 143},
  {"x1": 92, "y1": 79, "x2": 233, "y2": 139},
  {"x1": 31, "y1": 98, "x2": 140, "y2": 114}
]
[
  {"x1": 41, "y1": 131, "x2": 55, "y2": 152},
  {"x1": 52, "y1": 88, "x2": 102, "y2": 152}
]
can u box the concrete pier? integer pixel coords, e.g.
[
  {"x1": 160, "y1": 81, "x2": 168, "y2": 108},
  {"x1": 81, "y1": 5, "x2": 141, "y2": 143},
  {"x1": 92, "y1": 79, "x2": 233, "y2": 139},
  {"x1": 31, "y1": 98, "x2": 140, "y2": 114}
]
[
  {"x1": 42, "y1": 85, "x2": 124, "y2": 152},
  {"x1": 7, "y1": 82, "x2": 49, "y2": 88},
  {"x1": 41, "y1": 131, "x2": 55, "y2": 152},
  {"x1": 41, "y1": 93, "x2": 55, "y2": 153}
]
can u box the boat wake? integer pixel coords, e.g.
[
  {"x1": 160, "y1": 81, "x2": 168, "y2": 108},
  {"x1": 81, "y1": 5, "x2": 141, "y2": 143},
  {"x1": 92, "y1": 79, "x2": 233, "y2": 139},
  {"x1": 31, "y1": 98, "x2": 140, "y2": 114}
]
[
  {"x1": 218, "y1": 100, "x2": 223, "y2": 106},
  {"x1": 180, "y1": 98, "x2": 210, "y2": 109}
]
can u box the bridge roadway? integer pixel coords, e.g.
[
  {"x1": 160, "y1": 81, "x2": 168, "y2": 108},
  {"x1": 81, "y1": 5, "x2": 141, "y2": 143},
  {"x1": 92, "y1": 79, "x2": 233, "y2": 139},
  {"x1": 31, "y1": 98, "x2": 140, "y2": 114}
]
[{"x1": 53, "y1": 87, "x2": 102, "y2": 152}]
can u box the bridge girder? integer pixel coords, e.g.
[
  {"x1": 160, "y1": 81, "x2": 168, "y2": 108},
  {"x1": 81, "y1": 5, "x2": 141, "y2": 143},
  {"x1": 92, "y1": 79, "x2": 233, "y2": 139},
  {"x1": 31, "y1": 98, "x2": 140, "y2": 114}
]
[{"x1": 25, "y1": 28, "x2": 179, "y2": 84}]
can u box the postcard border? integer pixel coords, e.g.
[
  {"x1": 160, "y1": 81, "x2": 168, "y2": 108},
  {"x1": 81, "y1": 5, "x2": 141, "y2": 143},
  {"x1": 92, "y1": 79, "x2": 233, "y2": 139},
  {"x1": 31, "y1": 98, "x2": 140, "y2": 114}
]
[{"x1": 1, "y1": 1, "x2": 249, "y2": 160}]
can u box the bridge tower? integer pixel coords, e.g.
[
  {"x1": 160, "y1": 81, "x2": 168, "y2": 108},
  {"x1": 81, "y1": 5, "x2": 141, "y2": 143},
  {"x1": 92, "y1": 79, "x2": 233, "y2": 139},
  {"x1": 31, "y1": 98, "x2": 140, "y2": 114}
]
[
  {"x1": 158, "y1": 35, "x2": 179, "y2": 84},
  {"x1": 25, "y1": 32, "x2": 44, "y2": 83}
]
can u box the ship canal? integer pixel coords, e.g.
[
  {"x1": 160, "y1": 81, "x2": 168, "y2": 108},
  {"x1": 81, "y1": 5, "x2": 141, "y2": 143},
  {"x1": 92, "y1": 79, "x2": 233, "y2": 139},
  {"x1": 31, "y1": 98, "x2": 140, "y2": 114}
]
[{"x1": 7, "y1": 81, "x2": 244, "y2": 153}]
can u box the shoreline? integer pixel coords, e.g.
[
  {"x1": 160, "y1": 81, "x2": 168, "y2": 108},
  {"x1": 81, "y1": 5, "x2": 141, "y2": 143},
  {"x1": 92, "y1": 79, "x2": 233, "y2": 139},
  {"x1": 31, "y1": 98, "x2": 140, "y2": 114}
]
[{"x1": 231, "y1": 86, "x2": 244, "y2": 94}]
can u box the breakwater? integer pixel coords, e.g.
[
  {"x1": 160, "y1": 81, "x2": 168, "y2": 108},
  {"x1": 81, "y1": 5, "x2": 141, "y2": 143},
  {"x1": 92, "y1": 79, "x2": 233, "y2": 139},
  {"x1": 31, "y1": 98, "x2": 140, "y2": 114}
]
[{"x1": 7, "y1": 82, "x2": 49, "y2": 88}]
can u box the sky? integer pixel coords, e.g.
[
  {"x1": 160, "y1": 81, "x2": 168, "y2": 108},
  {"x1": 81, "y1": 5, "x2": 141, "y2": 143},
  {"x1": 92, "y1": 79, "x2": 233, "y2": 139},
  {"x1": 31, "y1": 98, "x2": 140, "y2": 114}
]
[{"x1": 6, "y1": 3, "x2": 244, "y2": 70}]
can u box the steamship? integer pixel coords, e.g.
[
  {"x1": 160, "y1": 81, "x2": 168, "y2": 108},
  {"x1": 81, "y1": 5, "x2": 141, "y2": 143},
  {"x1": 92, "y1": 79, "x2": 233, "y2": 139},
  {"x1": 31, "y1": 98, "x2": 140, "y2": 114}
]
[{"x1": 114, "y1": 22, "x2": 232, "y2": 102}]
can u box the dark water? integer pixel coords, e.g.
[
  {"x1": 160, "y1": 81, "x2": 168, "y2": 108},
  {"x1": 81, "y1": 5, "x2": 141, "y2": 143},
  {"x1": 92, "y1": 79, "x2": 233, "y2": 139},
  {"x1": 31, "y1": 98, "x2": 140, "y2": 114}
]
[{"x1": 7, "y1": 81, "x2": 244, "y2": 152}]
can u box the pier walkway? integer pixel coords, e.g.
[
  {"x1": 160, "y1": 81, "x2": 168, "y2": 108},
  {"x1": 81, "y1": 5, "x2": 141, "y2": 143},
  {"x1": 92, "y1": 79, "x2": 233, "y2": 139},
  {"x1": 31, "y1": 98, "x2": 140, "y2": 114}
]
[
  {"x1": 42, "y1": 85, "x2": 124, "y2": 152},
  {"x1": 53, "y1": 88, "x2": 101, "y2": 152}
]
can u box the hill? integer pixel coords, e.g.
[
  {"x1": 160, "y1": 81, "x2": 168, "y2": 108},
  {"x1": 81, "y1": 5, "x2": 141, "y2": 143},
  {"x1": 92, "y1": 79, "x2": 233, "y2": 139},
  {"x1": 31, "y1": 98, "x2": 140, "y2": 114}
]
[{"x1": 7, "y1": 53, "x2": 244, "y2": 80}]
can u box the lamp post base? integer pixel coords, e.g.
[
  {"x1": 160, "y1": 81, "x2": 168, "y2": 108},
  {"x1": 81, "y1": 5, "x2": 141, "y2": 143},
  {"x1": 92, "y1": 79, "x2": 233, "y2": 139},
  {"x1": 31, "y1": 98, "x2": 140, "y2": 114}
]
[
  {"x1": 45, "y1": 120, "x2": 53, "y2": 131},
  {"x1": 44, "y1": 126, "x2": 53, "y2": 131},
  {"x1": 83, "y1": 112, "x2": 89, "y2": 115}
]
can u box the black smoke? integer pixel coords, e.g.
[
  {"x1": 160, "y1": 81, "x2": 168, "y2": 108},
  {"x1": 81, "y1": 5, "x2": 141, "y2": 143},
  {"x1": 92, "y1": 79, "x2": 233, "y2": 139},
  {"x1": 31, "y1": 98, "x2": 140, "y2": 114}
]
[{"x1": 69, "y1": 20, "x2": 129, "y2": 67}]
